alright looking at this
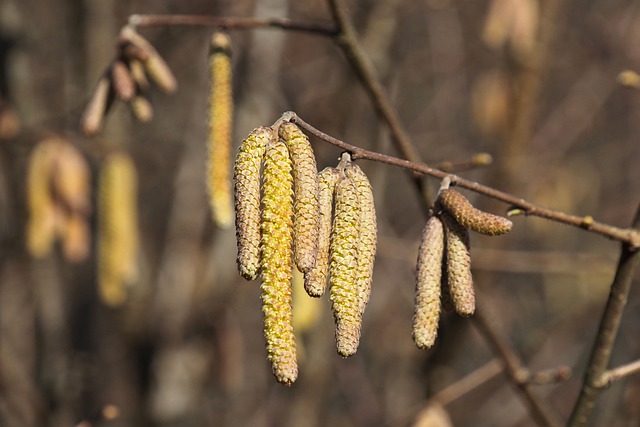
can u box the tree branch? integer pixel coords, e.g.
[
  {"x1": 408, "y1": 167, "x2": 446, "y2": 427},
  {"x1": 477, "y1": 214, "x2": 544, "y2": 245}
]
[
  {"x1": 568, "y1": 203, "x2": 640, "y2": 426},
  {"x1": 601, "y1": 359, "x2": 640, "y2": 386},
  {"x1": 127, "y1": 14, "x2": 338, "y2": 36},
  {"x1": 289, "y1": 112, "x2": 640, "y2": 247}
]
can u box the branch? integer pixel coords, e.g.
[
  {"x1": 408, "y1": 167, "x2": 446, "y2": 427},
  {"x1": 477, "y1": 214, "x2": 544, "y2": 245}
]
[
  {"x1": 289, "y1": 112, "x2": 640, "y2": 247},
  {"x1": 128, "y1": 14, "x2": 338, "y2": 36},
  {"x1": 473, "y1": 307, "x2": 564, "y2": 427},
  {"x1": 601, "y1": 359, "x2": 640, "y2": 386},
  {"x1": 568, "y1": 203, "x2": 640, "y2": 426}
]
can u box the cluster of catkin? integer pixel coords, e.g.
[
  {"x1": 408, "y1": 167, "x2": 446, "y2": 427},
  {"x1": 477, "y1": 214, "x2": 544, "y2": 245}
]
[
  {"x1": 81, "y1": 25, "x2": 177, "y2": 136},
  {"x1": 26, "y1": 137, "x2": 91, "y2": 263},
  {"x1": 413, "y1": 187, "x2": 512, "y2": 349},
  {"x1": 234, "y1": 123, "x2": 377, "y2": 385}
]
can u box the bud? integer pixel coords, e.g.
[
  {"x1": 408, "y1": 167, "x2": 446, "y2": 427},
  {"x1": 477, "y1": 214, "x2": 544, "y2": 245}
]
[
  {"x1": 260, "y1": 139, "x2": 297, "y2": 385},
  {"x1": 279, "y1": 122, "x2": 320, "y2": 273}
]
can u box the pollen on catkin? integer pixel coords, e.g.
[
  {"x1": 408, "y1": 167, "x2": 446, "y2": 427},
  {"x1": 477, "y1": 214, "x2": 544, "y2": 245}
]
[
  {"x1": 329, "y1": 174, "x2": 361, "y2": 357},
  {"x1": 441, "y1": 212, "x2": 475, "y2": 317},
  {"x1": 438, "y1": 188, "x2": 512, "y2": 236},
  {"x1": 304, "y1": 167, "x2": 340, "y2": 297},
  {"x1": 234, "y1": 126, "x2": 272, "y2": 280},
  {"x1": 206, "y1": 31, "x2": 234, "y2": 229},
  {"x1": 413, "y1": 216, "x2": 444, "y2": 349},
  {"x1": 260, "y1": 139, "x2": 297, "y2": 385},
  {"x1": 98, "y1": 152, "x2": 139, "y2": 307},
  {"x1": 344, "y1": 163, "x2": 377, "y2": 317},
  {"x1": 278, "y1": 122, "x2": 320, "y2": 273}
]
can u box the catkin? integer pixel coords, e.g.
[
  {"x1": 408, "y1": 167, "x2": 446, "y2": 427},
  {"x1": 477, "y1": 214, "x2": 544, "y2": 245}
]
[
  {"x1": 329, "y1": 175, "x2": 361, "y2": 357},
  {"x1": 234, "y1": 127, "x2": 272, "y2": 280},
  {"x1": 207, "y1": 31, "x2": 234, "y2": 229},
  {"x1": 441, "y1": 212, "x2": 475, "y2": 316},
  {"x1": 344, "y1": 163, "x2": 377, "y2": 316},
  {"x1": 413, "y1": 216, "x2": 444, "y2": 349},
  {"x1": 81, "y1": 76, "x2": 112, "y2": 136},
  {"x1": 304, "y1": 167, "x2": 340, "y2": 297},
  {"x1": 98, "y1": 152, "x2": 139, "y2": 307},
  {"x1": 279, "y1": 122, "x2": 320, "y2": 273},
  {"x1": 26, "y1": 139, "x2": 59, "y2": 257},
  {"x1": 119, "y1": 26, "x2": 177, "y2": 93},
  {"x1": 111, "y1": 60, "x2": 136, "y2": 101},
  {"x1": 438, "y1": 188, "x2": 512, "y2": 236},
  {"x1": 260, "y1": 139, "x2": 297, "y2": 385}
]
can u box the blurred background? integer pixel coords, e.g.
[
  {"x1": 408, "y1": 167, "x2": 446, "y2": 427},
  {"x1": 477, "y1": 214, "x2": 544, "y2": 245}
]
[{"x1": 1, "y1": 0, "x2": 640, "y2": 426}]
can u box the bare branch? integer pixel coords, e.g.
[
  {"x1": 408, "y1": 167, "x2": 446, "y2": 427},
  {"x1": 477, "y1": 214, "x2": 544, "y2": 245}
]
[
  {"x1": 289, "y1": 112, "x2": 640, "y2": 247},
  {"x1": 601, "y1": 359, "x2": 640, "y2": 385},
  {"x1": 568, "y1": 203, "x2": 640, "y2": 426},
  {"x1": 128, "y1": 14, "x2": 338, "y2": 36},
  {"x1": 431, "y1": 359, "x2": 504, "y2": 407}
]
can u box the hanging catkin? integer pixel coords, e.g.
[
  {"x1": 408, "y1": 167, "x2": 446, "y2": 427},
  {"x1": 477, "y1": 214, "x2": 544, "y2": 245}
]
[
  {"x1": 207, "y1": 31, "x2": 234, "y2": 228},
  {"x1": 441, "y1": 212, "x2": 475, "y2": 316},
  {"x1": 26, "y1": 139, "x2": 59, "y2": 257},
  {"x1": 304, "y1": 167, "x2": 340, "y2": 297},
  {"x1": 260, "y1": 139, "x2": 297, "y2": 385},
  {"x1": 234, "y1": 127, "x2": 272, "y2": 280},
  {"x1": 98, "y1": 152, "x2": 139, "y2": 307},
  {"x1": 413, "y1": 216, "x2": 445, "y2": 349},
  {"x1": 344, "y1": 163, "x2": 377, "y2": 317},
  {"x1": 329, "y1": 174, "x2": 361, "y2": 357},
  {"x1": 278, "y1": 122, "x2": 319, "y2": 273},
  {"x1": 438, "y1": 188, "x2": 512, "y2": 236}
]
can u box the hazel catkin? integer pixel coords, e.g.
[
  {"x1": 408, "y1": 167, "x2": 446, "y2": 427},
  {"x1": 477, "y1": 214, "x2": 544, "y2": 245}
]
[
  {"x1": 304, "y1": 167, "x2": 340, "y2": 297},
  {"x1": 234, "y1": 127, "x2": 272, "y2": 280},
  {"x1": 98, "y1": 152, "x2": 139, "y2": 307},
  {"x1": 438, "y1": 188, "x2": 512, "y2": 236},
  {"x1": 278, "y1": 122, "x2": 320, "y2": 273},
  {"x1": 329, "y1": 175, "x2": 361, "y2": 357},
  {"x1": 260, "y1": 139, "x2": 297, "y2": 385},
  {"x1": 207, "y1": 30, "x2": 234, "y2": 229},
  {"x1": 441, "y1": 212, "x2": 475, "y2": 316},
  {"x1": 344, "y1": 163, "x2": 377, "y2": 317},
  {"x1": 413, "y1": 216, "x2": 444, "y2": 349}
]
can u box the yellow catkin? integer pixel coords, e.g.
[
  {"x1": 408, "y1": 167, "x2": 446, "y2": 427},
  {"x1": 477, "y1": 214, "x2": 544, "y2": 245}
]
[
  {"x1": 62, "y1": 212, "x2": 90, "y2": 263},
  {"x1": 304, "y1": 167, "x2": 340, "y2": 297},
  {"x1": 278, "y1": 122, "x2": 319, "y2": 273},
  {"x1": 119, "y1": 26, "x2": 177, "y2": 93},
  {"x1": 234, "y1": 127, "x2": 272, "y2": 280},
  {"x1": 413, "y1": 216, "x2": 444, "y2": 349},
  {"x1": 98, "y1": 152, "x2": 139, "y2": 307},
  {"x1": 260, "y1": 139, "x2": 297, "y2": 385},
  {"x1": 441, "y1": 212, "x2": 475, "y2": 316},
  {"x1": 344, "y1": 163, "x2": 377, "y2": 317},
  {"x1": 438, "y1": 188, "x2": 512, "y2": 236},
  {"x1": 130, "y1": 94, "x2": 153, "y2": 122},
  {"x1": 52, "y1": 141, "x2": 91, "y2": 214},
  {"x1": 329, "y1": 175, "x2": 361, "y2": 357},
  {"x1": 207, "y1": 31, "x2": 234, "y2": 229},
  {"x1": 26, "y1": 139, "x2": 60, "y2": 257}
]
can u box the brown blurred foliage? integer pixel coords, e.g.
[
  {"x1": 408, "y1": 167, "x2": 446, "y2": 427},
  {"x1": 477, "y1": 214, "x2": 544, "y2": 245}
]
[{"x1": 1, "y1": 0, "x2": 640, "y2": 426}]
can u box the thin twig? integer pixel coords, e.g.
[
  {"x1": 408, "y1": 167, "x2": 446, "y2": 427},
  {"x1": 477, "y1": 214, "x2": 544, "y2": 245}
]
[
  {"x1": 601, "y1": 359, "x2": 640, "y2": 386},
  {"x1": 473, "y1": 307, "x2": 564, "y2": 427},
  {"x1": 568, "y1": 203, "x2": 640, "y2": 426},
  {"x1": 326, "y1": 0, "x2": 432, "y2": 208},
  {"x1": 289, "y1": 112, "x2": 640, "y2": 247},
  {"x1": 128, "y1": 14, "x2": 338, "y2": 36},
  {"x1": 431, "y1": 359, "x2": 504, "y2": 407}
]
